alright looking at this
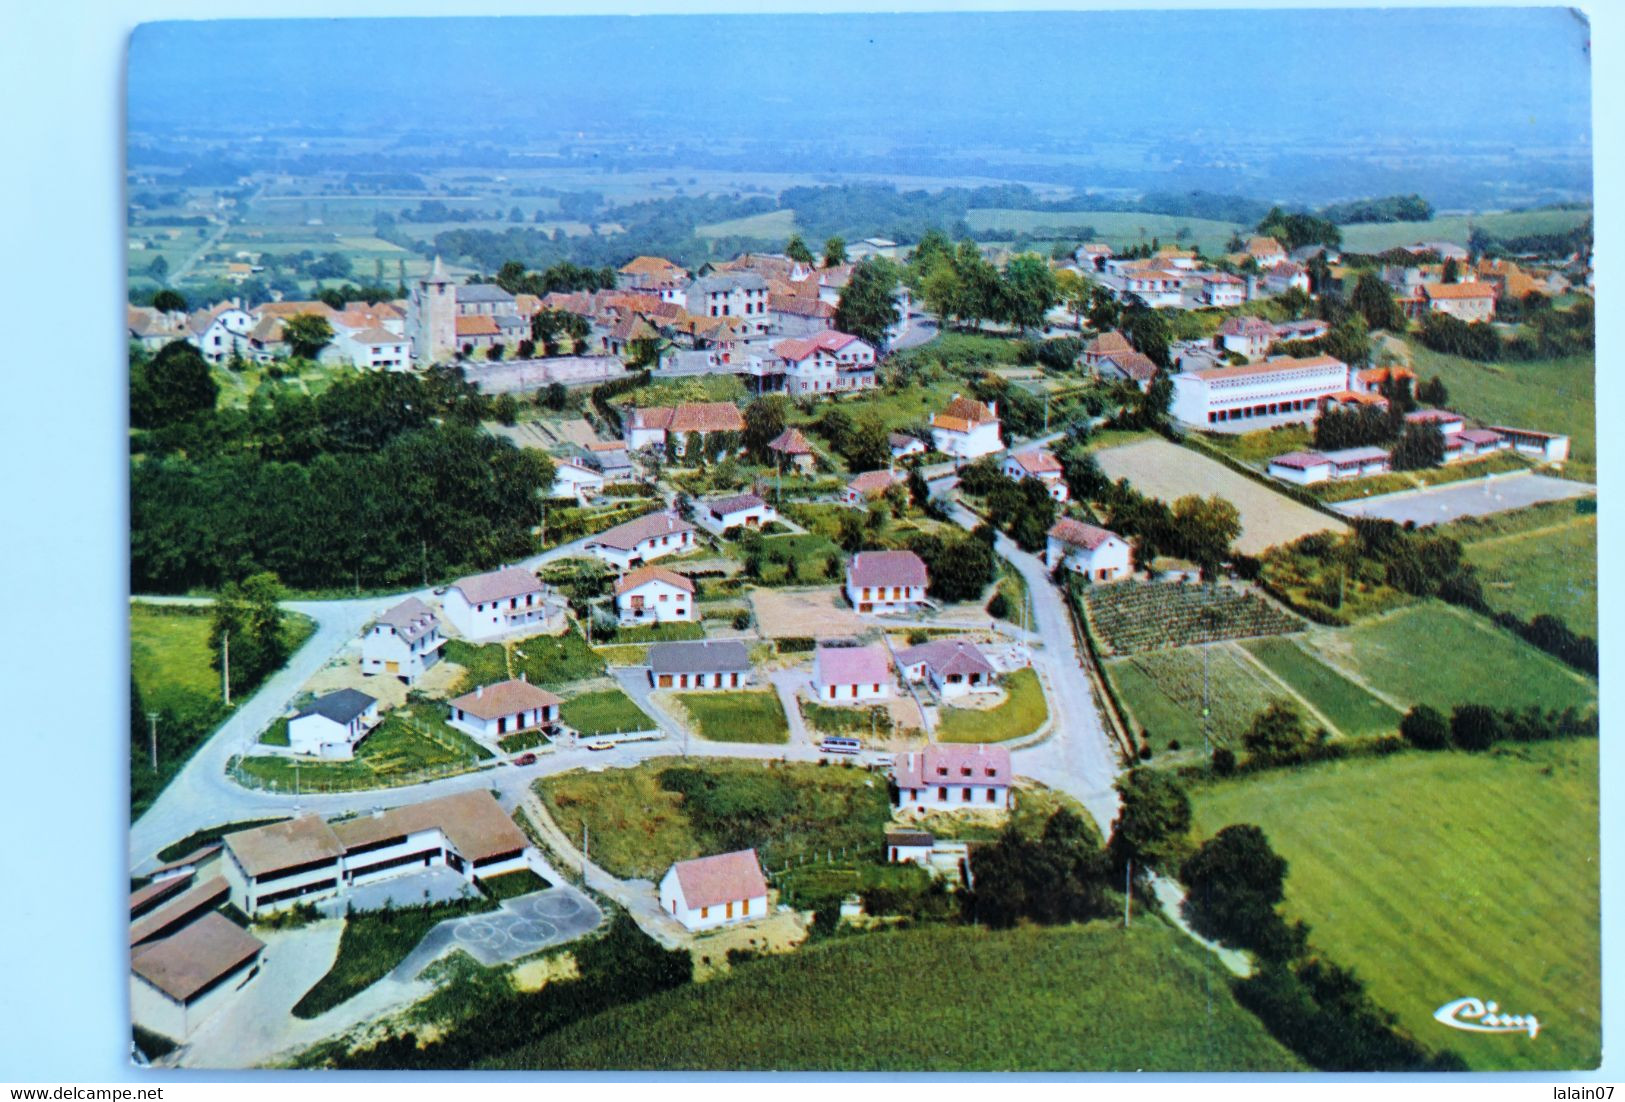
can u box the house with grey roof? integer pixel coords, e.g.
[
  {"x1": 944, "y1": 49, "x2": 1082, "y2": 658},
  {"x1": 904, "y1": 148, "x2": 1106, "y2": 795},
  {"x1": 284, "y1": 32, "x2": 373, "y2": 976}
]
[
  {"x1": 647, "y1": 640, "x2": 752, "y2": 690},
  {"x1": 362, "y1": 597, "x2": 445, "y2": 685},
  {"x1": 897, "y1": 638, "x2": 997, "y2": 699},
  {"x1": 696, "y1": 492, "x2": 776, "y2": 535},
  {"x1": 441, "y1": 565, "x2": 557, "y2": 641},
  {"x1": 683, "y1": 271, "x2": 773, "y2": 337},
  {"x1": 455, "y1": 281, "x2": 519, "y2": 316},
  {"x1": 287, "y1": 688, "x2": 379, "y2": 760}
]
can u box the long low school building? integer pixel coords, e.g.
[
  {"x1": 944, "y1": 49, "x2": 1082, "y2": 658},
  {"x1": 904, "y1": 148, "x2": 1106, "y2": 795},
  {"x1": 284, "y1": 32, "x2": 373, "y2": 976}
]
[
  {"x1": 219, "y1": 790, "x2": 532, "y2": 915},
  {"x1": 1171, "y1": 355, "x2": 1350, "y2": 428}
]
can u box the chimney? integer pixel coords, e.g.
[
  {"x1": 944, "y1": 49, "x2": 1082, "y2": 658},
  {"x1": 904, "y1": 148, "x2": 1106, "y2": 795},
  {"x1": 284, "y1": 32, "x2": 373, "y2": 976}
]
[
  {"x1": 520, "y1": 671, "x2": 528, "y2": 683},
  {"x1": 371, "y1": 806, "x2": 384, "y2": 819},
  {"x1": 988, "y1": 401, "x2": 997, "y2": 418},
  {"x1": 475, "y1": 685, "x2": 484, "y2": 699}
]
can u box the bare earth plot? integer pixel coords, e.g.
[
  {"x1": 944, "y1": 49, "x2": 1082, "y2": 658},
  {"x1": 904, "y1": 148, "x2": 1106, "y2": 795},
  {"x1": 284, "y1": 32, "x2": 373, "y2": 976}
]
[
  {"x1": 1331, "y1": 473, "x2": 1595, "y2": 527},
  {"x1": 750, "y1": 587, "x2": 865, "y2": 639},
  {"x1": 1094, "y1": 437, "x2": 1347, "y2": 555}
]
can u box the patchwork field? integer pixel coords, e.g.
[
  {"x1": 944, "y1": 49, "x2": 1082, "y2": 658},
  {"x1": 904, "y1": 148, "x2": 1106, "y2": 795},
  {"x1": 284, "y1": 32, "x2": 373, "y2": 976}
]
[
  {"x1": 1335, "y1": 208, "x2": 1591, "y2": 254},
  {"x1": 1191, "y1": 739, "x2": 1600, "y2": 1070},
  {"x1": 487, "y1": 921, "x2": 1304, "y2": 1071},
  {"x1": 1300, "y1": 603, "x2": 1597, "y2": 717},
  {"x1": 1094, "y1": 437, "x2": 1347, "y2": 555},
  {"x1": 964, "y1": 208, "x2": 1245, "y2": 255},
  {"x1": 1448, "y1": 502, "x2": 1598, "y2": 636},
  {"x1": 1239, "y1": 637, "x2": 1402, "y2": 739},
  {"x1": 1080, "y1": 580, "x2": 1303, "y2": 657}
]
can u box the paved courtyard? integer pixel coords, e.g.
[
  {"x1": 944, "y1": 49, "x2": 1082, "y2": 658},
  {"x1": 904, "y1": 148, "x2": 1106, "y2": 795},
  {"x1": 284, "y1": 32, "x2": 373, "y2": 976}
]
[
  {"x1": 391, "y1": 886, "x2": 605, "y2": 979},
  {"x1": 316, "y1": 867, "x2": 478, "y2": 917},
  {"x1": 1331, "y1": 472, "x2": 1595, "y2": 527}
]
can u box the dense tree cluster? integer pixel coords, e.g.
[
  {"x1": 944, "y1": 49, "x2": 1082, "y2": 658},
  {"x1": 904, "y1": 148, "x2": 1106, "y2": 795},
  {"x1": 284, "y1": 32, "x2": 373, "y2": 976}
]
[
  {"x1": 903, "y1": 527, "x2": 996, "y2": 603},
  {"x1": 1254, "y1": 206, "x2": 1342, "y2": 250},
  {"x1": 833, "y1": 257, "x2": 902, "y2": 348},
  {"x1": 963, "y1": 809, "x2": 1114, "y2": 928},
  {"x1": 908, "y1": 234, "x2": 1058, "y2": 335},
  {"x1": 1316, "y1": 194, "x2": 1434, "y2": 224}
]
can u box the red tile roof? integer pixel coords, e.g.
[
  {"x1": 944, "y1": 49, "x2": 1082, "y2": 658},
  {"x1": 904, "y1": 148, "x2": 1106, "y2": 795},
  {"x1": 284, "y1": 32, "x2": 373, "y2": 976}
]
[
  {"x1": 815, "y1": 644, "x2": 892, "y2": 687},
  {"x1": 847, "y1": 549, "x2": 927, "y2": 588},
  {"x1": 1047, "y1": 517, "x2": 1121, "y2": 550},
  {"x1": 614, "y1": 565, "x2": 694, "y2": 596},
  {"x1": 449, "y1": 678, "x2": 562, "y2": 721},
  {"x1": 671, "y1": 849, "x2": 768, "y2": 909},
  {"x1": 587, "y1": 511, "x2": 696, "y2": 551},
  {"x1": 893, "y1": 744, "x2": 1011, "y2": 790}
]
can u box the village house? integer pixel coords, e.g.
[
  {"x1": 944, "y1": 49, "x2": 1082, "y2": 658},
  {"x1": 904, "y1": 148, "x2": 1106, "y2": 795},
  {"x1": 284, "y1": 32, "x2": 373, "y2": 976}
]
[
  {"x1": 550, "y1": 459, "x2": 607, "y2": 505},
  {"x1": 447, "y1": 677, "x2": 561, "y2": 742},
  {"x1": 1421, "y1": 281, "x2": 1497, "y2": 323},
  {"x1": 584, "y1": 512, "x2": 697, "y2": 570},
  {"x1": 455, "y1": 282, "x2": 519, "y2": 318},
  {"x1": 1121, "y1": 267, "x2": 1186, "y2": 308},
  {"x1": 1244, "y1": 235, "x2": 1288, "y2": 268},
  {"x1": 1444, "y1": 428, "x2": 1512, "y2": 464},
  {"x1": 1199, "y1": 271, "x2": 1247, "y2": 307},
  {"x1": 770, "y1": 291, "x2": 838, "y2": 338},
  {"x1": 884, "y1": 829, "x2": 935, "y2": 866},
  {"x1": 1003, "y1": 449, "x2": 1069, "y2": 502},
  {"x1": 1267, "y1": 446, "x2": 1391, "y2": 485},
  {"x1": 220, "y1": 791, "x2": 532, "y2": 917},
  {"x1": 684, "y1": 271, "x2": 773, "y2": 336},
  {"x1": 1169, "y1": 355, "x2": 1351, "y2": 428},
  {"x1": 1046, "y1": 518, "x2": 1132, "y2": 581},
  {"x1": 1075, "y1": 242, "x2": 1113, "y2": 271},
  {"x1": 898, "y1": 638, "x2": 997, "y2": 698},
  {"x1": 930, "y1": 395, "x2": 1003, "y2": 460},
  {"x1": 335, "y1": 326, "x2": 411, "y2": 371},
  {"x1": 441, "y1": 566, "x2": 553, "y2": 641},
  {"x1": 773, "y1": 330, "x2": 877, "y2": 395},
  {"x1": 647, "y1": 640, "x2": 752, "y2": 690},
  {"x1": 618, "y1": 255, "x2": 690, "y2": 301},
  {"x1": 1096, "y1": 348, "x2": 1159, "y2": 389},
  {"x1": 812, "y1": 644, "x2": 894, "y2": 703},
  {"x1": 131, "y1": 910, "x2": 265, "y2": 1043},
  {"x1": 1217, "y1": 316, "x2": 1278, "y2": 360},
  {"x1": 1488, "y1": 425, "x2": 1571, "y2": 462},
  {"x1": 889, "y1": 432, "x2": 927, "y2": 460},
  {"x1": 1405, "y1": 409, "x2": 1465, "y2": 436},
  {"x1": 455, "y1": 314, "x2": 502, "y2": 356},
  {"x1": 287, "y1": 689, "x2": 379, "y2": 760},
  {"x1": 614, "y1": 565, "x2": 694, "y2": 625},
  {"x1": 1082, "y1": 330, "x2": 1135, "y2": 370},
  {"x1": 697, "y1": 492, "x2": 776, "y2": 534},
  {"x1": 768, "y1": 427, "x2": 816, "y2": 472},
  {"x1": 128, "y1": 305, "x2": 192, "y2": 352},
  {"x1": 585, "y1": 440, "x2": 636, "y2": 481},
  {"x1": 843, "y1": 469, "x2": 903, "y2": 507},
  {"x1": 362, "y1": 597, "x2": 445, "y2": 685},
  {"x1": 1262, "y1": 261, "x2": 1311, "y2": 296},
  {"x1": 658, "y1": 849, "x2": 769, "y2": 931},
  {"x1": 845, "y1": 549, "x2": 929, "y2": 614},
  {"x1": 622, "y1": 402, "x2": 746, "y2": 453},
  {"x1": 892, "y1": 743, "x2": 1012, "y2": 813}
]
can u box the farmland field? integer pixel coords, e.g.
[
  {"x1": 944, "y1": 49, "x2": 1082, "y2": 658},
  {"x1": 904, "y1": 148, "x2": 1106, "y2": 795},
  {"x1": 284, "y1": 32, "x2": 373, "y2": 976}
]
[
  {"x1": 695, "y1": 209, "x2": 798, "y2": 239},
  {"x1": 1335, "y1": 208, "x2": 1591, "y2": 254},
  {"x1": 1094, "y1": 437, "x2": 1347, "y2": 554},
  {"x1": 964, "y1": 209, "x2": 1245, "y2": 255},
  {"x1": 1105, "y1": 645, "x2": 1281, "y2": 751},
  {"x1": 1239, "y1": 636, "x2": 1401, "y2": 739},
  {"x1": 487, "y1": 920, "x2": 1303, "y2": 1071},
  {"x1": 1080, "y1": 580, "x2": 1303, "y2": 657},
  {"x1": 1300, "y1": 603, "x2": 1597, "y2": 716},
  {"x1": 1402, "y1": 342, "x2": 1595, "y2": 465},
  {"x1": 1445, "y1": 502, "x2": 1597, "y2": 636},
  {"x1": 535, "y1": 758, "x2": 890, "y2": 879},
  {"x1": 1191, "y1": 739, "x2": 1599, "y2": 1070}
]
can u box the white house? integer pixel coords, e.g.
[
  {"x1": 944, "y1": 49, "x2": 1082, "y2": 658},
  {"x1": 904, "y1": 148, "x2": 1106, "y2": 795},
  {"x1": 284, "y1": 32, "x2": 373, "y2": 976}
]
[
  {"x1": 1003, "y1": 449, "x2": 1069, "y2": 502},
  {"x1": 131, "y1": 911, "x2": 265, "y2": 1042},
  {"x1": 550, "y1": 460, "x2": 606, "y2": 505},
  {"x1": 1267, "y1": 451, "x2": 1337, "y2": 486},
  {"x1": 647, "y1": 639, "x2": 751, "y2": 690},
  {"x1": 1121, "y1": 267, "x2": 1186, "y2": 308},
  {"x1": 1170, "y1": 355, "x2": 1351, "y2": 428},
  {"x1": 697, "y1": 492, "x2": 776, "y2": 535},
  {"x1": 897, "y1": 638, "x2": 997, "y2": 699},
  {"x1": 287, "y1": 689, "x2": 379, "y2": 760},
  {"x1": 889, "y1": 433, "x2": 926, "y2": 460},
  {"x1": 335, "y1": 326, "x2": 411, "y2": 371},
  {"x1": 1263, "y1": 262, "x2": 1311, "y2": 296},
  {"x1": 684, "y1": 271, "x2": 773, "y2": 337},
  {"x1": 1046, "y1": 518, "x2": 1132, "y2": 581},
  {"x1": 1217, "y1": 316, "x2": 1278, "y2": 360},
  {"x1": 773, "y1": 330, "x2": 877, "y2": 395},
  {"x1": 884, "y1": 829, "x2": 935, "y2": 866},
  {"x1": 892, "y1": 744, "x2": 1012, "y2": 813},
  {"x1": 1422, "y1": 281, "x2": 1497, "y2": 322},
  {"x1": 843, "y1": 469, "x2": 902, "y2": 507},
  {"x1": 658, "y1": 849, "x2": 770, "y2": 931},
  {"x1": 583, "y1": 512, "x2": 696, "y2": 571},
  {"x1": 220, "y1": 791, "x2": 532, "y2": 916},
  {"x1": 362, "y1": 597, "x2": 445, "y2": 684},
  {"x1": 1488, "y1": 425, "x2": 1570, "y2": 462},
  {"x1": 447, "y1": 678, "x2": 562, "y2": 742},
  {"x1": 845, "y1": 549, "x2": 929, "y2": 615},
  {"x1": 1200, "y1": 272, "x2": 1247, "y2": 307},
  {"x1": 614, "y1": 565, "x2": 694, "y2": 625},
  {"x1": 188, "y1": 305, "x2": 257, "y2": 364},
  {"x1": 812, "y1": 644, "x2": 893, "y2": 703},
  {"x1": 441, "y1": 566, "x2": 553, "y2": 641},
  {"x1": 1404, "y1": 409, "x2": 1465, "y2": 436},
  {"x1": 930, "y1": 396, "x2": 1003, "y2": 460}
]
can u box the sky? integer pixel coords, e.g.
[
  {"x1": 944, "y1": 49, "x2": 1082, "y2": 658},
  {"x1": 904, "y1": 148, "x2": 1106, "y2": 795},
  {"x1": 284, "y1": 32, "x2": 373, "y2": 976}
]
[{"x1": 128, "y1": 9, "x2": 1593, "y2": 151}]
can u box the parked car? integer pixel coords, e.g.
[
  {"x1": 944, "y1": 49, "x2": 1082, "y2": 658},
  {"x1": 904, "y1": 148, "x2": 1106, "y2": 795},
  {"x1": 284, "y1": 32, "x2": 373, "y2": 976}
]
[
  {"x1": 586, "y1": 740, "x2": 615, "y2": 752},
  {"x1": 513, "y1": 752, "x2": 537, "y2": 766}
]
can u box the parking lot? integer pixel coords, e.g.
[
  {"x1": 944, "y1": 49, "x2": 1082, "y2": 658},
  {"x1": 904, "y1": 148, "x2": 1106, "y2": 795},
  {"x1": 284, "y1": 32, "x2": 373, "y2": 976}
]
[{"x1": 1332, "y1": 472, "x2": 1595, "y2": 527}]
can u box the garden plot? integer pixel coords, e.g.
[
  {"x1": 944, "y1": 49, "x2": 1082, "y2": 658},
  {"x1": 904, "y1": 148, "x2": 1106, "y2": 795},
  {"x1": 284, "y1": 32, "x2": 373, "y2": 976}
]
[
  {"x1": 749, "y1": 587, "x2": 864, "y2": 639},
  {"x1": 1094, "y1": 437, "x2": 1347, "y2": 554},
  {"x1": 1105, "y1": 645, "x2": 1283, "y2": 751},
  {"x1": 1080, "y1": 581, "x2": 1303, "y2": 657}
]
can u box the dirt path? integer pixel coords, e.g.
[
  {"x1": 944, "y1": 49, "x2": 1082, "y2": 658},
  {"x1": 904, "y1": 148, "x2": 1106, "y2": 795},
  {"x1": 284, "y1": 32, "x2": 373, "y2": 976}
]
[{"x1": 1227, "y1": 641, "x2": 1347, "y2": 739}]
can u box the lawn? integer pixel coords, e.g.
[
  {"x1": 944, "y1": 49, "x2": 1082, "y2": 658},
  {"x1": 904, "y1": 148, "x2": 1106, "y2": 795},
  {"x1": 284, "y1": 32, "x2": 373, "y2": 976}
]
[
  {"x1": 674, "y1": 691, "x2": 790, "y2": 743},
  {"x1": 1240, "y1": 637, "x2": 1402, "y2": 739},
  {"x1": 1336, "y1": 208, "x2": 1591, "y2": 254},
  {"x1": 1302, "y1": 602, "x2": 1597, "y2": 717},
  {"x1": 479, "y1": 868, "x2": 550, "y2": 900},
  {"x1": 1403, "y1": 342, "x2": 1595, "y2": 465},
  {"x1": 800, "y1": 700, "x2": 893, "y2": 738},
  {"x1": 964, "y1": 208, "x2": 1246, "y2": 256},
  {"x1": 536, "y1": 758, "x2": 891, "y2": 879},
  {"x1": 1190, "y1": 739, "x2": 1599, "y2": 1070},
  {"x1": 1196, "y1": 425, "x2": 1313, "y2": 467},
  {"x1": 936, "y1": 668, "x2": 1048, "y2": 743},
  {"x1": 559, "y1": 688, "x2": 655, "y2": 736},
  {"x1": 291, "y1": 897, "x2": 495, "y2": 1019},
  {"x1": 607, "y1": 621, "x2": 706, "y2": 644},
  {"x1": 446, "y1": 628, "x2": 608, "y2": 693},
  {"x1": 235, "y1": 706, "x2": 494, "y2": 793},
  {"x1": 490, "y1": 921, "x2": 1303, "y2": 1071},
  {"x1": 1448, "y1": 503, "x2": 1597, "y2": 636},
  {"x1": 592, "y1": 644, "x2": 649, "y2": 666},
  {"x1": 130, "y1": 602, "x2": 315, "y2": 818}
]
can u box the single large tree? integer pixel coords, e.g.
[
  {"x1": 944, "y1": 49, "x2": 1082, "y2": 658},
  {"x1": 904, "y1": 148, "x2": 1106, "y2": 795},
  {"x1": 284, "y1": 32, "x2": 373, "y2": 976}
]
[
  {"x1": 1242, "y1": 698, "x2": 1318, "y2": 763},
  {"x1": 1181, "y1": 824, "x2": 1292, "y2": 955},
  {"x1": 823, "y1": 236, "x2": 848, "y2": 267},
  {"x1": 151, "y1": 289, "x2": 187, "y2": 314},
  {"x1": 208, "y1": 572, "x2": 289, "y2": 698},
  {"x1": 131, "y1": 339, "x2": 219, "y2": 428},
  {"x1": 833, "y1": 257, "x2": 901, "y2": 348},
  {"x1": 742, "y1": 396, "x2": 789, "y2": 462},
  {"x1": 1107, "y1": 768, "x2": 1193, "y2": 875},
  {"x1": 1170, "y1": 494, "x2": 1241, "y2": 576},
  {"x1": 785, "y1": 234, "x2": 814, "y2": 265},
  {"x1": 1000, "y1": 253, "x2": 1059, "y2": 335},
  {"x1": 1350, "y1": 272, "x2": 1406, "y2": 333},
  {"x1": 283, "y1": 313, "x2": 335, "y2": 360}
]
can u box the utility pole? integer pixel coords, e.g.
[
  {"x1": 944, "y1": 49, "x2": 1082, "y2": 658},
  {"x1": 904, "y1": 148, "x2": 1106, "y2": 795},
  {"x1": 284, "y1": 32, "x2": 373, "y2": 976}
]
[
  {"x1": 421, "y1": 539, "x2": 428, "y2": 588},
  {"x1": 582, "y1": 822, "x2": 590, "y2": 889},
  {"x1": 146, "y1": 712, "x2": 159, "y2": 771},
  {"x1": 221, "y1": 629, "x2": 231, "y2": 707},
  {"x1": 1124, "y1": 858, "x2": 1133, "y2": 928}
]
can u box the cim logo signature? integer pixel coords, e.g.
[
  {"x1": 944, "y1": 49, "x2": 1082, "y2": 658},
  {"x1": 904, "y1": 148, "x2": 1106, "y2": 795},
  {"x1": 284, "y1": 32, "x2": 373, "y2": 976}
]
[{"x1": 1434, "y1": 997, "x2": 1541, "y2": 1039}]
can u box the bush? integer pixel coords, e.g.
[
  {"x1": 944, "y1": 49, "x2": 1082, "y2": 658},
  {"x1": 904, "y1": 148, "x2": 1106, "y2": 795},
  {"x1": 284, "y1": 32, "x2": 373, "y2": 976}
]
[
  {"x1": 986, "y1": 591, "x2": 1011, "y2": 619},
  {"x1": 1212, "y1": 746, "x2": 1237, "y2": 775},
  {"x1": 1450, "y1": 704, "x2": 1502, "y2": 752},
  {"x1": 731, "y1": 610, "x2": 751, "y2": 630},
  {"x1": 1399, "y1": 704, "x2": 1450, "y2": 751},
  {"x1": 1180, "y1": 824, "x2": 1290, "y2": 956}
]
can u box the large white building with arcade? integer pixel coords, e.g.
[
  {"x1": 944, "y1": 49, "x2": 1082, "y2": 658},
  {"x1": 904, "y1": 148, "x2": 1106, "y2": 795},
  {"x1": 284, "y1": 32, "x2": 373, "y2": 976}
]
[{"x1": 1170, "y1": 354, "x2": 1352, "y2": 429}]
